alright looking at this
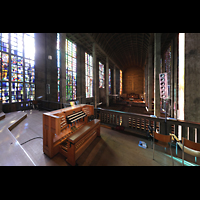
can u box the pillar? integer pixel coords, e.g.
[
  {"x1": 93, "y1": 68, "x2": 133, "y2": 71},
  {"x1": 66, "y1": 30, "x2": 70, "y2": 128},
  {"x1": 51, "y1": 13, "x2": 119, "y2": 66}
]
[
  {"x1": 154, "y1": 33, "x2": 161, "y2": 117},
  {"x1": 106, "y1": 57, "x2": 109, "y2": 107},
  {"x1": 144, "y1": 63, "x2": 148, "y2": 107},
  {"x1": 170, "y1": 39, "x2": 174, "y2": 118},
  {"x1": 148, "y1": 43, "x2": 153, "y2": 112},
  {"x1": 93, "y1": 43, "x2": 97, "y2": 108},
  {"x1": 184, "y1": 33, "x2": 200, "y2": 123}
]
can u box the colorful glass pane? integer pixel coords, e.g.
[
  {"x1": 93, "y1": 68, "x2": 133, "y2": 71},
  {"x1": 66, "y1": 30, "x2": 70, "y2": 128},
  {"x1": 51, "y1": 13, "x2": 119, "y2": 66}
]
[
  {"x1": 66, "y1": 38, "x2": 77, "y2": 101},
  {"x1": 0, "y1": 82, "x2": 1, "y2": 101},
  {"x1": 99, "y1": 62, "x2": 104, "y2": 88},
  {"x1": 85, "y1": 52, "x2": 93, "y2": 98},
  {"x1": 120, "y1": 70, "x2": 122, "y2": 95},
  {"x1": 109, "y1": 69, "x2": 111, "y2": 94},
  {"x1": 1, "y1": 33, "x2": 35, "y2": 103},
  {"x1": 1, "y1": 33, "x2": 9, "y2": 53},
  {"x1": 57, "y1": 33, "x2": 60, "y2": 101},
  {"x1": 2, "y1": 82, "x2": 9, "y2": 103},
  {"x1": 2, "y1": 53, "x2": 9, "y2": 63}
]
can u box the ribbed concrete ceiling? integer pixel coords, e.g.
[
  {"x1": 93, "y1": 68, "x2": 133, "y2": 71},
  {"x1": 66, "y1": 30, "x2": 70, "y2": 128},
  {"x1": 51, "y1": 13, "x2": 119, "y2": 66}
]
[{"x1": 66, "y1": 33, "x2": 177, "y2": 71}]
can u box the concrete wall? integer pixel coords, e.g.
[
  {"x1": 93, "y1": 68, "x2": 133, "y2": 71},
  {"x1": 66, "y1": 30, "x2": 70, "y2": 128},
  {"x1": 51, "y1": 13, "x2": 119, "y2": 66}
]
[
  {"x1": 35, "y1": 33, "x2": 57, "y2": 102},
  {"x1": 35, "y1": 33, "x2": 46, "y2": 100},
  {"x1": 185, "y1": 33, "x2": 200, "y2": 123}
]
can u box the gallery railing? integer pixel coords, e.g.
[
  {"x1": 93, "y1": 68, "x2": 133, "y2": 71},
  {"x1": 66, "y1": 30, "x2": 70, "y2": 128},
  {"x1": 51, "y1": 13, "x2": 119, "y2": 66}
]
[{"x1": 94, "y1": 108, "x2": 200, "y2": 144}]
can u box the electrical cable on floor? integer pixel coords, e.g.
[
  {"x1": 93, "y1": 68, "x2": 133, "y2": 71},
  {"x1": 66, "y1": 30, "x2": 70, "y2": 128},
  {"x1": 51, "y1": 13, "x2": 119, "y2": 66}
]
[{"x1": 20, "y1": 137, "x2": 43, "y2": 145}]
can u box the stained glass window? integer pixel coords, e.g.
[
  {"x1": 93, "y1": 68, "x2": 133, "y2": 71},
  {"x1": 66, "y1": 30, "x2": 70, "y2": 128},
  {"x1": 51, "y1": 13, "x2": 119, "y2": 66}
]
[
  {"x1": 109, "y1": 68, "x2": 111, "y2": 94},
  {"x1": 0, "y1": 33, "x2": 35, "y2": 104},
  {"x1": 57, "y1": 33, "x2": 60, "y2": 102},
  {"x1": 66, "y1": 39, "x2": 77, "y2": 101},
  {"x1": 85, "y1": 52, "x2": 93, "y2": 98},
  {"x1": 99, "y1": 62, "x2": 104, "y2": 88},
  {"x1": 120, "y1": 70, "x2": 122, "y2": 95},
  {"x1": 1, "y1": 82, "x2": 9, "y2": 103},
  {"x1": 11, "y1": 33, "x2": 23, "y2": 57},
  {"x1": 0, "y1": 33, "x2": 9, "y2": 53},
  {"x1": 24, "y1": 83, "x2": 35, "y2": 101},
  {"x1": 24, "y1": 34, "x2": 35, "y2": 102}
]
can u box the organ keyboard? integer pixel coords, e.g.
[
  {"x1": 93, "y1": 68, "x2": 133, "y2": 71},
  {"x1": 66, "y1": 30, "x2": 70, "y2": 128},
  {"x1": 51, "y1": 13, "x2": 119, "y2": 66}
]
[
  {"x1": 66, "y1": 111, "x2": 87, "y2": 124},
  {"x1": 43, "y1": 104, "x2": 100, "y2": 166}
]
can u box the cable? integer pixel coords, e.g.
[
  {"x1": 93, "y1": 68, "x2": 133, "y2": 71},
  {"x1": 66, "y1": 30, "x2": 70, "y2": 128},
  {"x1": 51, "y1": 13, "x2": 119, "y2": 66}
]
[{"x1": 20, "y1": 137, "x2": 43, "y2": 145}]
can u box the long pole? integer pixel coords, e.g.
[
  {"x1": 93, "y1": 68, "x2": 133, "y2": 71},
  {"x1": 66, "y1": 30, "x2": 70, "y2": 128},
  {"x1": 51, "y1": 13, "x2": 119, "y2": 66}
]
[{"x1": 165, "y1": 99, "x2": 167, "y2": 135}]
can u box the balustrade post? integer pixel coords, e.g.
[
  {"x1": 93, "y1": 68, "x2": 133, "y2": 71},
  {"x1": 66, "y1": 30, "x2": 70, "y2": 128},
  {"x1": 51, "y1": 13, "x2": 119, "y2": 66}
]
[{"x1": 189, "y1": 127, "x2": 195, "y2": 142}]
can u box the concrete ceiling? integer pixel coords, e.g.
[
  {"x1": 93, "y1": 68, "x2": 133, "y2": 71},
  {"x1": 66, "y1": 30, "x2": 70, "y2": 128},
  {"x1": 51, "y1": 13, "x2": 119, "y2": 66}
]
[{"x1": 66, "y1": 33, "x2": 177, "y2": 72}]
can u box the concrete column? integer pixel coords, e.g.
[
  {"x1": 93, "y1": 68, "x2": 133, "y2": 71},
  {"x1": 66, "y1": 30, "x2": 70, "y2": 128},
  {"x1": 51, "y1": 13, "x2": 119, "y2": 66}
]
[
  {"x1": 144, "y1": 63, "x2": 148, "y2": 107},
  {"x1": 106, "y1": 57, "x2": 109, "y2": 107},
  {"x1": 148, "y1": 43, "x2": 153, "y2": 112},
  {"x1": 45, "y1": 33, "x2": 57, "y2": 102},
  {"x1": 113, "y1": 66, "x2": 116, "y2": 103},
  {"x1": 60, "y1": 33, "x2": 66, "y2": 104},
  {"x1": 162, "y1": 52, "x2": 165, "y2": 73},
  {"x1": 170, "y1": 39, "x2": 174, "y2": 118},
  {"x1": 35, "y1": 33, "x2": 46, "y2": 100},
  {"x1": 184, "y1": 33, "x2": 200, "y2": 123},
  {"x1": 93, "y1": 43, "x2": 97, "y2": 108},
  {"x1": 154, "y1": 33, "x2": 161, "y2": 117}
]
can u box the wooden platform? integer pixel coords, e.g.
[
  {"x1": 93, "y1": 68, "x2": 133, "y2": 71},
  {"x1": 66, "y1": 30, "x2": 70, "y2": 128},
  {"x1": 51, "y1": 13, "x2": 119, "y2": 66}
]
[{"x1": 0, "y1": 111, "x2": 35, "y2": 166}]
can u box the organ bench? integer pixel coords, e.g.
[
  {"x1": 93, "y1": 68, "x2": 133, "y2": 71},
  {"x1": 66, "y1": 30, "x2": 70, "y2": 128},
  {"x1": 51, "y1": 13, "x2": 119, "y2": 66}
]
[{"x1": 43, "y1": 104, "x2": 100, "y2": 166}]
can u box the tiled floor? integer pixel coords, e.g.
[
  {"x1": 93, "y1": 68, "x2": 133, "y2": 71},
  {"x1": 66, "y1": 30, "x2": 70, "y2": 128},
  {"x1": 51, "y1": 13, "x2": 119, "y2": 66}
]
[{"x1": 6, "y1": 109, "x2": 199, "y2": 166}]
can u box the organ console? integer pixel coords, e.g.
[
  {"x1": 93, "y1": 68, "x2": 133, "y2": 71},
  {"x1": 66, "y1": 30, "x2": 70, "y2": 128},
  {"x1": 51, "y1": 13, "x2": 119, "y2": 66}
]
[{"x1": 43, "y1": 104, "x2": 100, "y2": 166}]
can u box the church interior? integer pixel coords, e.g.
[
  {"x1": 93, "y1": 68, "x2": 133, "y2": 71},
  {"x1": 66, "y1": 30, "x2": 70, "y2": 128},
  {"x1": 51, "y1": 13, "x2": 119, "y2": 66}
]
[{"x1": 1, "y1": 33, "x2": 200, "y2": 166}]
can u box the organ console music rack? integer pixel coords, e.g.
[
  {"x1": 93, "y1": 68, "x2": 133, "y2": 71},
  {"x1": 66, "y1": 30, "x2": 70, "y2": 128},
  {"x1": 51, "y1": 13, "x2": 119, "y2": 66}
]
[{"x1": 43, "y1": 104, "x2": 100, "y2": 166}]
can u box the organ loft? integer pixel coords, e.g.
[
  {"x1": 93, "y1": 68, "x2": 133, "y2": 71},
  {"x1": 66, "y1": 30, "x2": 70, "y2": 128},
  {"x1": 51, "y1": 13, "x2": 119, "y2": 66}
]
[{"x1": 1, "y1": 33, "x2": 200, "y2": 166}]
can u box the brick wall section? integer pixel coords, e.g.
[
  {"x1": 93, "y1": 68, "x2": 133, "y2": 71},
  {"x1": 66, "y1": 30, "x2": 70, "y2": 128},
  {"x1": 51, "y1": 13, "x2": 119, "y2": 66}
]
[{"x1": 123, "y1": 67, "x2": 144, "y2": 97}]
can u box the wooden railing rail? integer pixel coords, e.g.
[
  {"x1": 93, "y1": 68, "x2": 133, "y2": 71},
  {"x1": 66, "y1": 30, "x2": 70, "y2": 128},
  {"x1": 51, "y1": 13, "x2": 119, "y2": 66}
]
[{"x1": 94, "y1": 108, "x2": 200, "y2": 144}]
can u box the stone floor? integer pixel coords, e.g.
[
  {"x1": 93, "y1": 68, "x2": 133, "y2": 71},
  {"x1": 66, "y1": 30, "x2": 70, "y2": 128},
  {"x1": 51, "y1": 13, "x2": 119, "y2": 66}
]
[{"x1": 5, "y1": 109, "x2": 199, "y2": 166}]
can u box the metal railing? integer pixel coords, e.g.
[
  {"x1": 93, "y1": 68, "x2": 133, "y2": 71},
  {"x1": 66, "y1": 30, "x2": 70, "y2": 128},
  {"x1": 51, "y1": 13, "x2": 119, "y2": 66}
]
[{"x1": 94, "y1": 107, "x2": 200, "y2": 144}]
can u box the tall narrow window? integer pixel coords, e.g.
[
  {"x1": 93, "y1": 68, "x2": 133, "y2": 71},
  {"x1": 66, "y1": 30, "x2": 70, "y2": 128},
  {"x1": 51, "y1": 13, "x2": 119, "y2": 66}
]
[
  {"x1": 24, "y1": 33, "x2": 35, "y2": 101},
  {"x1": 0, "y1": 33, "x2": 9, "y2": 53},
  {"x1": 66, "y1": 39, "x2": 77, "y2": 100},
  {"x1": 1, "y1": 52, "x2": 9, "y2": 103},
  {"x1": 85, "y1": 52, "x2": 93, "y2": 98},
  {"x1": 178, "y1": 33, "x2": 185, "y2": 140},
  {"x1": 120, "y1": 70, "x2": 122, "y2": 95},
  {"x1": 99, "y1": 62, "x2": 104, "y2": 88},
  {"x1": 0, "y1": 33, "x2": 9, "y2": 103},
  {"x1": 11, "y1": 33, "x2": 24, "y2": 103},
  {"x1": 57, "y1": 33, "x2": 60, "y2": 102},
  {"x1": 109, "y1": 68, "x2": 111, "y2": 94},
  {"x1": 178, "y1": 33, "x2": 185, "y2": 120}
]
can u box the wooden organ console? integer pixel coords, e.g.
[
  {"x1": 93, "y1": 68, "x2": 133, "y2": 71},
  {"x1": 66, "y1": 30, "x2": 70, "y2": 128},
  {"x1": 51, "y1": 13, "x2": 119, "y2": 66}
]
[{"x1": 43, "y1": 104, "x2": 100, "y2": 166}]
